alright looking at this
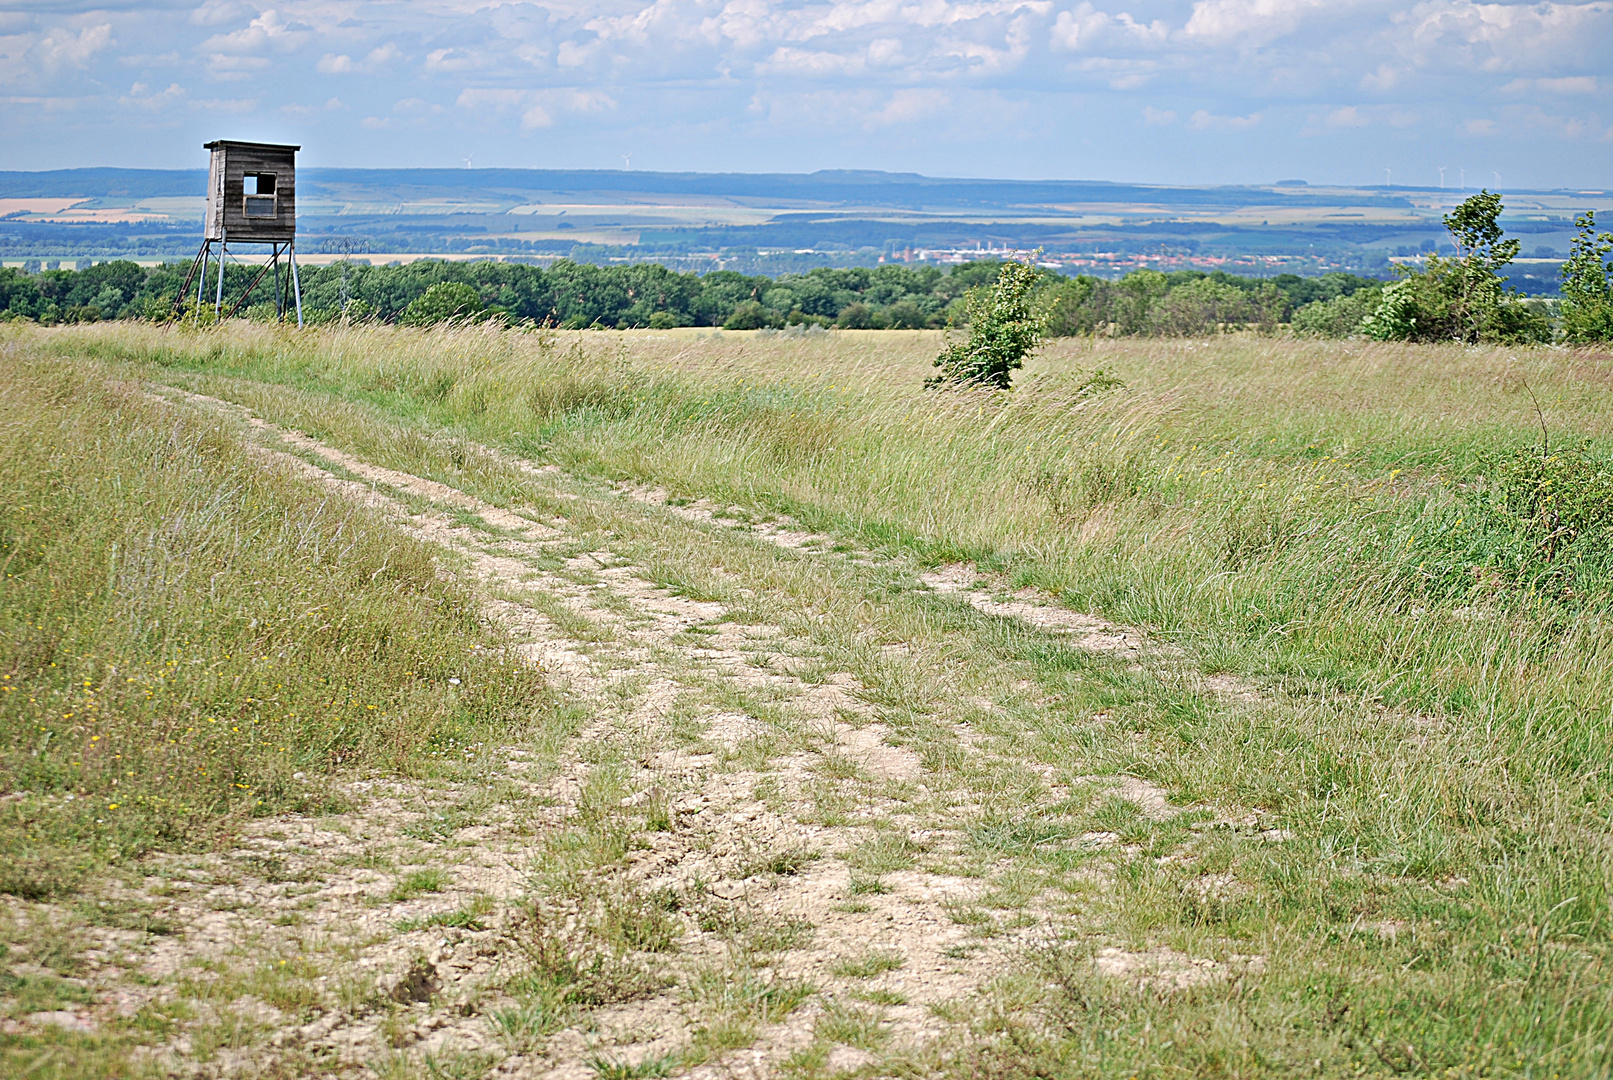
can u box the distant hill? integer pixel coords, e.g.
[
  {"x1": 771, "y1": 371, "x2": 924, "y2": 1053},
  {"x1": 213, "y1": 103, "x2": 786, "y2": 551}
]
[
  {"x1": 2, "y1": 167, "x2": 1602, "y2": 288},
  {"x1": 0, "y1": 167, "x2": 1412, "y2": 210}
]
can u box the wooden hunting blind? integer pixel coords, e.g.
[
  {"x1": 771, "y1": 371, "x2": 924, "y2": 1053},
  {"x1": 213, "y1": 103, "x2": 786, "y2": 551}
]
[
  {"x1": 178, "y1": 139, "x2": 304, "y2": 325},
  {"x1": 205, "y1": 140, "x2": 297, "y2": 241}
]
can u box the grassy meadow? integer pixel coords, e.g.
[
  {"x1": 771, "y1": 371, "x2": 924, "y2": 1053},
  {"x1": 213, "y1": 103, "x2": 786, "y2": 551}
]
[{"x1": 4, "y1": 319, "x2": 1613, "y2": 1076}]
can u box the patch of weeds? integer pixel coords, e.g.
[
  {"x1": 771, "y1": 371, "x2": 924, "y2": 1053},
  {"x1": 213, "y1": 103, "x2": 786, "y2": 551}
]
[
  {"x1": 815, "y1": 999, "x2": 888, "y2": 1050},
  {"x1": 685, "y1": 965, "x2": 815, "y2": 1061},
  {"x1": 396, "y1": 895, "x2": 495, "y2": 932},
  {"x1": 942, "y1": 943, "x2": 982, "y2": 959},
  {"x1": 372, "y1": 1049, "x2": 501, "y2": 1079},
  {"x1": 643, "y1": 794, "x2": 673, "y2": 833},
  {"x1": 941, "y1": 900, "x2": 992, "y2": 927},
  {"x1": 1088, "y1": 796, "x2": 1153, "y2": 845},
  {"x1": 271, "y1": 912, "x2": 307, "y2": 927},
  {"x1": 781, "y1": 1042, "x2": 832, "y2": 1076},
  {"x1": 746, "y1": 913, "x2": 816, "y2": 954},
  {"x1": 75, "y1": 896, "x2": 176, "y2": 936},
  {"x1": 847, "y1": 831, "x2": 924, "y2": 875},
  {"x1": 814, "y1": 752, "x2": 870, "y2": 782},
  {"x1": 834, "y1": 900, "x2": 873, "y2": 914},
  {"x1": 586, "y1": 1052, "x2": 681, "y2": 1079},
  {"x1": 742, "y1": 848, "x2": 820, "y2": 878},
  {"x1": 489, "y1": 993, "x2": 570, "y2": 1052},
  {"x1": 248, "y1": 956, "x2": 326, "y2": 1012},
  {"x1": 125, "y1": 997, "x2": 194, "y2": 1038},
  {"x1": 852, "y1": 987, "x2": 909, "y2": 1006},
  {"x1": 0, "y1": 970, "x2": 95, "y2": 1017},
  {"x1": 511, "y1": 892, "x2": 671, "y2": 1006},
  {"x1": 388, "y1": 868, "x2": 452, "y2": 902},
  {"x1": 833, "y1": 949, "x2": 906, "y2": 979},
  {"x1": 602, "y1": 886, "x2": 683, "y2": 953},
  {"x1": 807, "y1": 779, "x2": 854, "y2": 827},
  {"x1": 969, "y1": 814, "x2": 1077, "y2": 855},
  {"x1": 423, "y1": 1051, "x2": 501, "y2": 1079},
  {"x1": 405, "y1": 805, "x2": 480, "y2": 843},
  {"x1": 239, "y1": 853, "x2": 320, "y2": 884},
  {"x1": 847, "y1": 875, "x2": 890, "y2": 896}
]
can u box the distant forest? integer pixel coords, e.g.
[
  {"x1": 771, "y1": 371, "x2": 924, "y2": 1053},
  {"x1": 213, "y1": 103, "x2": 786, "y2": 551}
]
[{"x1": 0, "y1": 257, "x2": 1393, "y2": 337}]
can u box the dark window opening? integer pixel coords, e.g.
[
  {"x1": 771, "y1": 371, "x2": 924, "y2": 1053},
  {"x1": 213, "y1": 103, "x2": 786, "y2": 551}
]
[{"x1": 244, "y1": 173, "x2": 276, "y2": 195}]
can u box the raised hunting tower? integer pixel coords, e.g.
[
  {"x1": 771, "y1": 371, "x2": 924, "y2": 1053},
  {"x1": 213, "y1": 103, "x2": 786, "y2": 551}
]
[{"x1": 177, "y1": 139, "x2": 304, "y2": 325}]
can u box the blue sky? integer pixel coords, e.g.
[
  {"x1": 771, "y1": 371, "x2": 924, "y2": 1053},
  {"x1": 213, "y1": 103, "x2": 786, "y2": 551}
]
[{"x1": 3, "y1": 0, "x2": 1610, "y2": 187}]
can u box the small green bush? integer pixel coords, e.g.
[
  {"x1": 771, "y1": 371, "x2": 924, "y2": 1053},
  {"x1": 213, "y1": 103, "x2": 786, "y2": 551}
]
[
  {"x1": 928, "y1": 260, "x2": 1046, "y2": 390},
  {"x1": 1560, "y1": 211, "x2": 1613, "y2": 343},
  {"x1": 1291, "y1": 289, "x2": 1381, "y2": 338}
]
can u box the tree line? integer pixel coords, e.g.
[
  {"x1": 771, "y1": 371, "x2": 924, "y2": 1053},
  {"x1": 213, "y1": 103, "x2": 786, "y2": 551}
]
[{"x1": 1, "y1": 196, "x2": 1607, "y2": 343}]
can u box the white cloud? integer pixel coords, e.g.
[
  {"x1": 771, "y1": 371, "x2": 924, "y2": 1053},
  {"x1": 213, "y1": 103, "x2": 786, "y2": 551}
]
[
  {"x1": 318, "y1": 43, "x2": 397, "y2": 74},
  {"x1": 1537, "y1": 75, "x2": 1598, "y2": 93},
  {"x1": 118, "y1": 80, "x2": 184, "y2": 109},
  {"x1": 868, "y1": 87, "x2": 950, "y2": 125},
  {"x1": 1051, "y1": 2, "x2": 1167, "y2": 51},
  {"x1": 1396, "y1": 1, "x2": 1613, "y2": 74},
  {"x1": 456, "y1": 85, "x2": 615, "y2": 130},
  {"x1": 1188, "y1": 108, "x2": 1261, "y2": 129},
  {"x1": 32, "y1": 22, "x2": 111, "y2": 70},
  {"x1": 1360, "y1": 63, "x2": 1400, "y2": 91},
  {"x1": 1181, "y1": 0, "x2": 1331, "y2": 47},
  {"x1": 1142, "y1": 104, "x2": 1176, "y2": 124},
  {"x1": 1326, "y1": 105, "x2": 1367, "y2": 127}
]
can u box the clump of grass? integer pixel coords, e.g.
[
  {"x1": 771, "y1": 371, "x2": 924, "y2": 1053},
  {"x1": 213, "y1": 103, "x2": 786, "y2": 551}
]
[
  {"x1": 387, "y1": 868, "x2": 451, "y2": 903},
  {"x1": 395, "y1": 894, "x2": 494, "y2": 931},
  {"x1": 741, "y1": 847, "x2": 819, "y2": 878},
  {"x1": 846, "y1": 831, "x2": 924, "y2": 875},
  {"x1": 585, "y1": 1052, "x2": 679, "y2": 1079},
  {"x1": 507, "y1": 882, "x2": 679, "y2": 1009},
  {"x1": 684, "y1": 965, "x2": 815, "y2": 1059},
  {"x1": 488, "y1": 997, "x2": 569, "y2": 1051},
  {"x1": 832, "y1": 949, "x2": 905, "y2": 979},
  {"x1": 814, "y1": 998, "x2": 889, "y2": 1049}
]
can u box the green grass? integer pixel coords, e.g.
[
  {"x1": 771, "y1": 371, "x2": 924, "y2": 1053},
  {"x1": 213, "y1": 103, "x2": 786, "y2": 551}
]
[
  {"x1": 0, "y1": 338, "x2": 551, "y2": 898},
  {"x1": 832, "y1": 949, "x2": 905, "y2": 979},
  {"x1": 386, "y1": 868, "x2": 453, "y2": 903},
  {"x1": 12, "y1": 321, "x2": 1613, "y2": 1075}
]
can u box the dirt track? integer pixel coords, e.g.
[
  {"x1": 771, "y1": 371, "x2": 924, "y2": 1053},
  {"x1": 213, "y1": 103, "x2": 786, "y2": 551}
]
[{"x1": 10, "y1": 386, "x2": 1258, "y2": 1078}]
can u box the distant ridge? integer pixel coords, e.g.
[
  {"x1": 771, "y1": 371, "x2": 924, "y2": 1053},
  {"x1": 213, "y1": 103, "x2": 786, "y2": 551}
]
[{"x1": 0, "y1": 167, "x2": 1411, "y2": 210}]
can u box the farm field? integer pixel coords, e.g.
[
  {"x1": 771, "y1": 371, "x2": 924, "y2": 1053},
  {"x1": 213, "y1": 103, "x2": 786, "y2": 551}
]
[{"x1": 3, "y1": 322, "x2": 1613, "y2": 1078}]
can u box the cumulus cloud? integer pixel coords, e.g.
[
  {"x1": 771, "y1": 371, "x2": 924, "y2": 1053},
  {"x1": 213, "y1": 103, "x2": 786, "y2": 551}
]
[
  {"x1": 1051, "y1": 2, "x2": 1167, "y2": 50},
  {"x1": 2, "y1": 0, "x2": 1610, "y2": 181},
  {"x1": 1180, "y1": 0, "x2": 1333, "y2": 47},
  {"x1": 1326, "y1": 105, "x2": 1368, "y2": 127},
  {"x1": 1188, "y1": 109, "x2": 1261, "y2": 129},
  {"x1": 1394, "y1": 1, "x2": 1613, "y2": 74},
  {"x1": 32, "y1": 22, "x2": 112, "y2": 70}
]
